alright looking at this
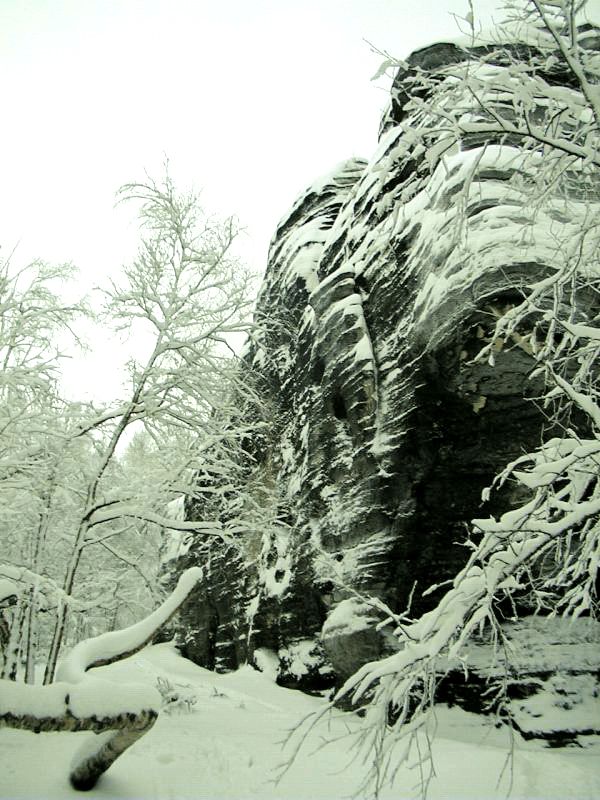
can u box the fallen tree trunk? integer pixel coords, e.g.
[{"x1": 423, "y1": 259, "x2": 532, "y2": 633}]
[
  {"x1": 70, "y1": 715, "x2": 158, "y2": 791},
  {"x1": 0, "y1": 699, "x2": 158, "y2": 790},
  {"x1": 0, "y1": 567, "x2": 202, "y2": 790}
]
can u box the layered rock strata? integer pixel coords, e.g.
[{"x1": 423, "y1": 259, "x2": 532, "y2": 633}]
[{"x1": 166, "y1": 26, "x2": 600, "y2": 714}]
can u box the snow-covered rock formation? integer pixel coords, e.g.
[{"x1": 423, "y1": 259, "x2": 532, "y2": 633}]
[{"x1": 167, "y1": 27, "x2": 600, "y2": 733}]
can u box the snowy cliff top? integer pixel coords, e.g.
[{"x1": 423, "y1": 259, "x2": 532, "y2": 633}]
[{"x1": 402, "y1": 20, "x2": 600, "y2": 62}]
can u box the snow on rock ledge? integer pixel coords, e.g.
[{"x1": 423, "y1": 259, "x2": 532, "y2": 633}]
[{"x1": 168, "y1": 30, "x2": 600, "y2": 732}]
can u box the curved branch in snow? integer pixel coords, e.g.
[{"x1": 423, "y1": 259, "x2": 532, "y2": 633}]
[
  {"x1": 57, "y1": 566, "x2": 202, "y2": 681},
  {"x1": 0, "y1": 567, "x2": 203, "y2": 791},
  {"x1": 86, "y1": 503, "x2": 224, "y2": 537}
]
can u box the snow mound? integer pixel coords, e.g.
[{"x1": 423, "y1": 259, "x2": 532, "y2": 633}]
[
  {"x1": 2, "y1": 643, "x2": 599, "y2": 799},
  {"x1": 321, "y1": 597, "x2": 379, "y2": 637}
]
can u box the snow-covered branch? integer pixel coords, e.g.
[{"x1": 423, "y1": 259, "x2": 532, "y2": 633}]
[
  {"x1": 0, "y1": 567, "x2": 202, "y2": 790},
  {"x1": 86, "y1": 503, "x2": 225, "y2": 536}
]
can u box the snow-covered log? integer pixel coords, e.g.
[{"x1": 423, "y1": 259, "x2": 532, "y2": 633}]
[{"x1": 0, "y1": 567, "x2": 202, "y2": 790}]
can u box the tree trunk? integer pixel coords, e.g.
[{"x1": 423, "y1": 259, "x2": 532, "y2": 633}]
[
  {"x1": 24, "y1": 589, "x2": 38, "y2": 684},
  {"x1": 43, "y1": 540, "x2": 84, "y2": 684},
  {"x1": 0, "y1": 702, "x2": 158, "y2": 791},
  {"x1": 1, "y1": 600, "x2": 25, "y2": 681}
]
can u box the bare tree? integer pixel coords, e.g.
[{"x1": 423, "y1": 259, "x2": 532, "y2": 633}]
[
  {"x1": 0, "y1": 172, "x2": 257, "y2": 685},
  {"x1": 40, "y1": 172, "x2": 256, "y2": 683},
  {"x1": 0, "y1": 253, "x2": 87, "y2": 682}
]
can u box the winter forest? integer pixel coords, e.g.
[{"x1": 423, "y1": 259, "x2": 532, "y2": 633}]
[{"x1": 1, "y1": 0, "x2": 600, "y2": 798}]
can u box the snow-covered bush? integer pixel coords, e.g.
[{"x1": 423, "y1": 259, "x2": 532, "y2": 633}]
[{"x1": 155, "y1": 675, "x2": 198, "y2": 713}]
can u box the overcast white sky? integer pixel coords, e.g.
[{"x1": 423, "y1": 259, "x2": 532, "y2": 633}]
[{"x1": 4, "y1": 0, "x2": 596, "y2": 400}]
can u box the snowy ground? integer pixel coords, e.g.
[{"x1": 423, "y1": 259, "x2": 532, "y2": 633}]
[{"x1": 1, "y1": 643, "x2": 599, "y2": 800}]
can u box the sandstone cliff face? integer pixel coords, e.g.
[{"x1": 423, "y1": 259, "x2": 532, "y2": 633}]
[{"x1": 166, "y1": 29, "x2": 600, "y2": 707}]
